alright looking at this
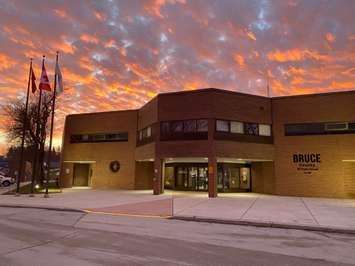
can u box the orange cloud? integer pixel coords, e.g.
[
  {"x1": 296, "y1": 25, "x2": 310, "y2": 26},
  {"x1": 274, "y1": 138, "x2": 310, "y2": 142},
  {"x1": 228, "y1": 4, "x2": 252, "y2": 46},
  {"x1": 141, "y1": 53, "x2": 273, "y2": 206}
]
[
  {"x1": 94, "y1": 11, "x2": 106, "y2": 21},
  {"x1": 325, "y1": 32, "x2": 336, "y2": 43},
  {"x1": 80, "y1": 34, "x2": 99, "y2": 44},
  {"x1": 341, "y1": 67, "x2": 355, "y2": 77},
  {"x1": 267, "y1": 49, "x2": 330, "y2": 62},
  {"x1": 58, "y1": 37, "x2": 76, "y2": 54},
  {"x1": 53, "y1": 8, "x2": 68, "y2": 18},
  {"x1": 0, "y1": 53, "x2": 15, "y2": 70},
  {"x1": 287, "y1": 67, "x2": 306, "y2": 76},
  {"x1": 244, "y1": 29, "x2": 256, "y2": 41},
  {"x1": 233, "y1": 53, "x2": 245, "y2": 68}
]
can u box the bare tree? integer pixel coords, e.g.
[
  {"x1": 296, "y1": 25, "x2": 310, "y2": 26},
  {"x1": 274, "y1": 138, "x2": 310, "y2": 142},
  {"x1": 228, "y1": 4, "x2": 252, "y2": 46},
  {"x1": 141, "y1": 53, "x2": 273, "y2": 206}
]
[{"x1": 2, "y1": 93, "x2": 53, "y2": 182}]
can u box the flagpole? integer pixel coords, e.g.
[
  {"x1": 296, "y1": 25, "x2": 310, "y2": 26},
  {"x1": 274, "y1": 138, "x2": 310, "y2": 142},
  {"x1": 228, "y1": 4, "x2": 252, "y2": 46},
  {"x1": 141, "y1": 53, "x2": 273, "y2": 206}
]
[
  {"x1": 30, "y1": 55, "x2": 45, "y2": 196},
  {"x1": 44, "y1": 52, "x2": 59, "y2": 198},
  {"x1": 15, "y1": 58, "x2": 33, "y2": 196}
]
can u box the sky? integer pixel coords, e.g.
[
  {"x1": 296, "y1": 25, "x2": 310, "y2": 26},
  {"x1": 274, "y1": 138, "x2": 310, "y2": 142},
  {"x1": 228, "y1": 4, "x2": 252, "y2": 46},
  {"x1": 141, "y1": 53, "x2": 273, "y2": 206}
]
[{"x1": 0, "y1": 0, "x2": 354, "y2": 155}]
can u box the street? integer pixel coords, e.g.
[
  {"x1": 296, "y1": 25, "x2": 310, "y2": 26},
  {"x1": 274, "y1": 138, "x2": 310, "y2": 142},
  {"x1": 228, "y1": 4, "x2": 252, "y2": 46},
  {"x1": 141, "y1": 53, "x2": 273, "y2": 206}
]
[{"x1": 0, "y1": 207, "x2": 354, "y2": 265}]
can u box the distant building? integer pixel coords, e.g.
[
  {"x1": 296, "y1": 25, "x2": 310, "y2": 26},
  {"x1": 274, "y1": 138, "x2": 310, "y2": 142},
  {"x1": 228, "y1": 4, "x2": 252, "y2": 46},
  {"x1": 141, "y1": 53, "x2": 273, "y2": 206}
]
[{"x1": 60, "y1": 88, "x2": 355, "y2": 198}]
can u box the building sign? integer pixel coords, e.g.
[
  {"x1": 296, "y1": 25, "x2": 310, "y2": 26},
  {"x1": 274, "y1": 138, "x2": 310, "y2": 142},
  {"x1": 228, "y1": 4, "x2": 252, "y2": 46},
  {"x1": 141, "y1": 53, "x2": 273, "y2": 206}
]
[{"x1": 292, "y1": 153, "x2": 321, "y2": 174}]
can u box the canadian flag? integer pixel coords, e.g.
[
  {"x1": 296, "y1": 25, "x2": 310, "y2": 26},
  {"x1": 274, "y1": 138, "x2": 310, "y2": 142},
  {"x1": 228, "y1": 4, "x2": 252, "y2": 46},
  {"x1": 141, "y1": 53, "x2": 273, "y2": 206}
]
[{"x1": 39, "y1": 59, "x2": 51, "y2": 91}]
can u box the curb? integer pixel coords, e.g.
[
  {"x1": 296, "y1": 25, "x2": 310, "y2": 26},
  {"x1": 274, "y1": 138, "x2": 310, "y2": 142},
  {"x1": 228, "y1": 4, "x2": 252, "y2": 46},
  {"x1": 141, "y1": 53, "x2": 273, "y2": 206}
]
[
  {"x1": 0, "y1": 204, "x2": 86, "y2": 214},
  {"x1": 171, "y1": 216, "x2": 355, "y2": 235}
]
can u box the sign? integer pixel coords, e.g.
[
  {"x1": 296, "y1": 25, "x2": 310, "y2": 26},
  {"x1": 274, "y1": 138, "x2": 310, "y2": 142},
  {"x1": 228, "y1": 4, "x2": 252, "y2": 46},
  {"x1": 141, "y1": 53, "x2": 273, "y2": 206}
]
[{"x1": 292, "y1": 153, "x2": 321, "y2": 174}]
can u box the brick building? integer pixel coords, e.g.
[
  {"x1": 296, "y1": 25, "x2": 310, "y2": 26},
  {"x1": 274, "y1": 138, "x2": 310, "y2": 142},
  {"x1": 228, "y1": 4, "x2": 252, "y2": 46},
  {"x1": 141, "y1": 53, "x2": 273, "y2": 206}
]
[{"x1": 60, "y1": 88, "x2": 355, "y2": 198}]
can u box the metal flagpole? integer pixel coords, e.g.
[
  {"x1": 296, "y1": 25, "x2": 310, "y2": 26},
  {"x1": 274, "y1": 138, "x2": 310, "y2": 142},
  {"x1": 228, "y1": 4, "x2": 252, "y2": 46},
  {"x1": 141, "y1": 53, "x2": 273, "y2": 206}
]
[
  {"x1": 30, "y1": 55, "x2": 45, "y2": 196},
  {"x1": 15, "y1": 58, "x2": 33, "y2": 196},
  {"x1": 44, "y1": 52, "x2": 59, "y2": 198}
]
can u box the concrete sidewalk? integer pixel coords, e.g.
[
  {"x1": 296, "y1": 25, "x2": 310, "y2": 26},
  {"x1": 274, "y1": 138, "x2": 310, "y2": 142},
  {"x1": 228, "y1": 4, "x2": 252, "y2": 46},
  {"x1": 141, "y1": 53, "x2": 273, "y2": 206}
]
[{"x1": 1, "y1": 188, "x2": 355, "y2": 233}]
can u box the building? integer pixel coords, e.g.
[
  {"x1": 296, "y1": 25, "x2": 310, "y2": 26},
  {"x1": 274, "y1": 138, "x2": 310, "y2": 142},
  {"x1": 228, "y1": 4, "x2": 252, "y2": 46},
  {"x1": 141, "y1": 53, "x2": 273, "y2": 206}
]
[{"x1": 60, "y1": 88, "x2": 355, "y2": 198}]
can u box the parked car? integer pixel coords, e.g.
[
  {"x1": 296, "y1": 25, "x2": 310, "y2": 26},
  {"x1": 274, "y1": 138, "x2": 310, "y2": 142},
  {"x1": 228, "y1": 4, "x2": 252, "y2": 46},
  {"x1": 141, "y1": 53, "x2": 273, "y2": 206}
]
[{"x1": 0, "y1": 175, "x2": 15, "y2": 187}]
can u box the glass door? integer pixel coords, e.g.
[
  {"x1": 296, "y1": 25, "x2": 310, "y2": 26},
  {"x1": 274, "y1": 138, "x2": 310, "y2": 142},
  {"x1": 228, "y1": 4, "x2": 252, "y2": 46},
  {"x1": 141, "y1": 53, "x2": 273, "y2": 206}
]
[{"x1": 197, "y1": 166, "x2": 208, "y2": 191}]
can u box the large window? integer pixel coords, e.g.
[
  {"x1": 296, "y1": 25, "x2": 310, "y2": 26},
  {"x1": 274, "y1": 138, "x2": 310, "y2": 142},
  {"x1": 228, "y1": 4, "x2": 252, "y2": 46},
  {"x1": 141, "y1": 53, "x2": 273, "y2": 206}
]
[
  {"x1": 160, "y1": 119, "x2": 208, "y2": 140},
  {"x1": 197, "y1": 119, "x2": 208, "y2": 132},
  {"x1": 216, "y1": 120, "x2": 229, "y2": 132},
  {"x1": 215, "y1": 120, "x2": 272, "y2": 139},
  {"x1": 230, "y1": 121, "x2": 244, "y2": 134},
  {"x1": 259, "y1": 124, "x2": 271, "y2": 136},
  {"x1": 137, "y1": 126, "x2": 153, "y2": 142},
  {"x1": 244, "y1": 123, "x2": 259, "y2": 135},
  {"x1": 70, "y1": 132, "x2": 128, "y2": 143}
]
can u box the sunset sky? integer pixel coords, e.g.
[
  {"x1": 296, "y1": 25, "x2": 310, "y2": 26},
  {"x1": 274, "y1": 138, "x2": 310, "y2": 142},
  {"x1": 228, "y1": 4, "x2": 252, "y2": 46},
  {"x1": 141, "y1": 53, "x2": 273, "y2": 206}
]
[{"x1": 0, "y1": 0, "x2": 354, "y2": 155}]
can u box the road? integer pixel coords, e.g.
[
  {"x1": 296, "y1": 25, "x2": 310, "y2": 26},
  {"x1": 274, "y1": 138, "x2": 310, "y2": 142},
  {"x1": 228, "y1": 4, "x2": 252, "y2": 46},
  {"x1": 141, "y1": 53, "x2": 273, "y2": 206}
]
[{"x1": 0, "y1": 207, "x2": 354, "y2": 265}]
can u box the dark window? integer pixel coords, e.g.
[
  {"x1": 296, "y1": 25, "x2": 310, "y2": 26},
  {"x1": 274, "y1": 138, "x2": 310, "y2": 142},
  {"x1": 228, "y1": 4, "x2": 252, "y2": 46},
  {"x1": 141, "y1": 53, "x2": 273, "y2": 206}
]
[
  {"x1": 244, "y1": 123, "x2": 259, "y2": 135},
  {"x1": 70, "y1": 132, "x2": 128, "y2": 143},
  {"x1": 160, "y1": 119, "x2": 208, "y2": 140},
  {"x1": 161, "y1": 122, "x2": 170, "y2": 136},
  {"x1": 197, "y1": 119, "x2": 208, "y2": 132},
  {"x1": 171, "y1": 121, "x2": 183, "y2": 133},
  {"x1": 285, "y1": 123, "x2": 324, "y2": 136},
  {"x1": 183, "y1": 120, "x2": 196, "y2": 132},
  {"x1": 285, "y1": 121, "x2": 355, "y2": 136}
]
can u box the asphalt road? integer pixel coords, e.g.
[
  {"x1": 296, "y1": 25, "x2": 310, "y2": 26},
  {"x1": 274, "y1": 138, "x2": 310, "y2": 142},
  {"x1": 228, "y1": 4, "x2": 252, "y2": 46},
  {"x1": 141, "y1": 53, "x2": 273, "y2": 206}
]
[{"x1": 0, "y1": 207, "x2": 354, "y2": 266}]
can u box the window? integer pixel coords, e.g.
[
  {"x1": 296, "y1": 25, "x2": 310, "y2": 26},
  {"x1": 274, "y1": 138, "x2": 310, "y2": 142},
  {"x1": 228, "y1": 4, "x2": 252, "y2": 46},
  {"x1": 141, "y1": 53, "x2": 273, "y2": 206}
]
[
  {"x1": 244, "y1": 123, "x2": 259, "y2": 135},
  {"x1": 137, "y1": 126, "x2": 153, "y2": 143},
  {"x1": 216, "y1": 120, "x2": 229, "y2": 132},
  {"x1": 285, "y1": 121, "x2": 355, "y2": 136},
  {"x1": 161, "y1": 122, "x2": 170, "y2": 136},
  {"x1": 146, "y1": 126, "x2": 152, "y2": 137},
  {"x1": 259, "y1": 124, "x2": 271, "y2": 136},
  {"x1": 325, "y1": 122, "x2": 348, "y2": 131},
  {"x1": 93, "y1": 134, "x2": 105, "y2": 141},
  {"x1": 197, "y1": 119, "x2": 208, "y2": 132},
  {"x1": 285, "y1": 123, "x2": 324, "y2": 136},
  {"x1": 183, "y1": 120, "x2": 196, "y2": 132},
  {"x1": 160, "y1": 119, "x2": 208, "y2": 140},
  {"x1": 230, "y1": 121, "x2": 244, "y2": 134},
  {"x1": 70, "y1": 132, "x2": 128, "y2": 143},
  {"x1": 171, "y1": 121, "x2": 183, "y2": 133}
]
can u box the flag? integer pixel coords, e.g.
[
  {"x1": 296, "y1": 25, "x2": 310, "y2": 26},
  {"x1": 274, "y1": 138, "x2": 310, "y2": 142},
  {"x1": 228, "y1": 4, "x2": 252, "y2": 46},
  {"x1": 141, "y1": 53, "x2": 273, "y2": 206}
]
[
  {"x1": 31, "y1": 66, "x2": 37, "y2": 93},
  {"x1": 55, "y1": 61, "x2": 63, "y2": 94},
  {"x1": 39, "y1": 60, "x2": 51, "y2": 91}
]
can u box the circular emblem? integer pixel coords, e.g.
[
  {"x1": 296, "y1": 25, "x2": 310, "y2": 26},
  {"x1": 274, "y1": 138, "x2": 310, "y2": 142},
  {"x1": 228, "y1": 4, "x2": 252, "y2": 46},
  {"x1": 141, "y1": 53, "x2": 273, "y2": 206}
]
[{"x1": 109, "y1": 161, "x2": 120, "y2": 172}]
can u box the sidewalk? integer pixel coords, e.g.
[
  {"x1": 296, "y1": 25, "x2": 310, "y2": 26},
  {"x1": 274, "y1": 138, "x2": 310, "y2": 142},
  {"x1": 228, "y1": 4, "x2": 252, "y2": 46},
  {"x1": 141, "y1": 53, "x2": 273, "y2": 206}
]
[{"x1": 1, "y1": 188, "x2": 355, "y2": 234}]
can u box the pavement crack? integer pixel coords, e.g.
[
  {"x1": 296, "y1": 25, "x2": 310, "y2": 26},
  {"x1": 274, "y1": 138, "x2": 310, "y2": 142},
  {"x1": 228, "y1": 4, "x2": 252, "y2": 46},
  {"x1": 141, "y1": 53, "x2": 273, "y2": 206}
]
[
  {"x1": 240, "y1": 195, "x2": 260, "y2": 220},
  {"x1": 172, "y1": 198, "x2": 207, "y2": 216},
  {"x1": 300, "y1": 198, "x2": 319, "y2": 225}
]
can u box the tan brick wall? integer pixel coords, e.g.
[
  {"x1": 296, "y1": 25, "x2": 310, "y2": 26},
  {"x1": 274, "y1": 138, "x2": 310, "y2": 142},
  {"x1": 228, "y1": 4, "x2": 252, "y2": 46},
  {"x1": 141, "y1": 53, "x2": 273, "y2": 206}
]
[
  {"x1": 135, "y1": 161, "x2": 154, "y2": 189},
  {"x1": 61, "y1": 110, "x2": 138, "y2": 189},
  {"x1": 273, "y1": 91, "x2": 355, "y2": 198},
  {"x1": 251, "y1": 162, "x2": 275, "y2": 194}
]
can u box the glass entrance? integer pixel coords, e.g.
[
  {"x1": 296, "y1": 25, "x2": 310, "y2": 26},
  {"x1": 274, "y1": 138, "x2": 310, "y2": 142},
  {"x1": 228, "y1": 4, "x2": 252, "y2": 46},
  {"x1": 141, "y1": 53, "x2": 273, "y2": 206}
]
[
  {"x1": 217, "y1": 163, "x2": 251, "y2": 192},
  {"x1": 164, "y1": 163, "x2": 208, "y2": 191}
]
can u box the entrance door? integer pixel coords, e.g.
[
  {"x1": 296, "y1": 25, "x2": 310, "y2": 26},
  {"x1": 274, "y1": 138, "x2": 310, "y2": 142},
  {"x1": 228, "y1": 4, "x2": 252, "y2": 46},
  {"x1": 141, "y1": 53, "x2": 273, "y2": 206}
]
[{"x1": 73, "y1": 163, "x2": 90, "y2": 186}]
